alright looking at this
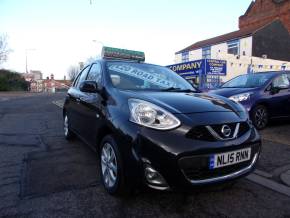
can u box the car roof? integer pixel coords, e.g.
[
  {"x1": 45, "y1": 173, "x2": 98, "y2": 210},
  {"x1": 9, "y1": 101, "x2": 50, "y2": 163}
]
[
  {"x1": 254, "y1": 71, "x2": 290, "y2": 75},
  {"x1": 240, "y1": 71, "x2": 289, "y2": 79}
]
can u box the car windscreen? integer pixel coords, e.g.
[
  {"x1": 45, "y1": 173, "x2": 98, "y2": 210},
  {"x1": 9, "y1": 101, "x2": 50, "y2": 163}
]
[
  {"x1": 106, "y1": 62, "x2": 195, "y2": 91},
  {"x1": 222, "y1": 73, "x2": 273, "y2": 88}
]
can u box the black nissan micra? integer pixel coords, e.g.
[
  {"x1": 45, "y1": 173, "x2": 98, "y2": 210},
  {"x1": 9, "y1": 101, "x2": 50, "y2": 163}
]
[{"x1": 63, "y1": 47, "x2": 261, "y2": 195}]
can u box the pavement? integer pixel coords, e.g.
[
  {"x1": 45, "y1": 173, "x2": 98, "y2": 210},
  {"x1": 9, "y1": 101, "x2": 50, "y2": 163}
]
[{"x1": 0, "y1": 92, "x2": 290, "y2": 217}]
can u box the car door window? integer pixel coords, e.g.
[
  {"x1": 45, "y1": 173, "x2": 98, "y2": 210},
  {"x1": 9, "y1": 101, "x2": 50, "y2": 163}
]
[
  {"x1": 87, "y1": 63, "x2": 102, "y2": 84},
  {"x1": 273, "y1": 74, "x2": 290, "y2": 89},
  {"x1": 76, "y1": 66, "x2": 90, "y2": 89}
]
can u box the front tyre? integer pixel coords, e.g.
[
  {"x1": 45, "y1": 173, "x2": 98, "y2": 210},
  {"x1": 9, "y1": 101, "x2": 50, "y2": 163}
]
[
  {"x1": 251, "y1": 105, "x2": 268, "y2": 130},
  {"x1": 64, "y1": 114, "x2": 74, "y2": 140},
  {"x1": 99, "y1": 135, "x2": 129, "y2": 196}
]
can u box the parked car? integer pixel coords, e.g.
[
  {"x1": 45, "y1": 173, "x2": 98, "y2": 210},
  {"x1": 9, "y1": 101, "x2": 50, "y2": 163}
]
[
  {"x1": 63, "y1": 47, "x2": 261, "y2": 195},
  {"x1": 210, "y1": 71, "x2": 290, "y2": 129}
]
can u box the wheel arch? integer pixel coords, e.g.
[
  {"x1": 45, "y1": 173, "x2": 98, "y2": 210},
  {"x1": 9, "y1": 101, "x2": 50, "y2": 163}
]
[
  {"x1": 250, "y1": 101, "x2": 270, "y2": 117},
  {"x1": 95, "y1": 125, "x2": 114, "y2": 154}
]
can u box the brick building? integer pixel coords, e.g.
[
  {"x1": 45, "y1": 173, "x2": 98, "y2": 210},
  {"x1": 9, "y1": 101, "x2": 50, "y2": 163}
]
[
  {"x1": 174, "y1": 0, "x2": 290, "y2": 83},
  {"x1": 30, "y1": 80, "x2": 43, "y2": 92},
  {"x1": 43, "y1": 74, "x2": 71, "y2": 93},
  {"x1": 22, "y1": 70, "x2": 43, "y2": 82},
  {"x1": 239, "y1": 0, "x2": 290, "y2": 32},
  {"x1": 22, "y1": 70, "x2": 44, "y2": 92},
  {"x1": 23, "y1": 73, "x2": 71, "y2": 93}
]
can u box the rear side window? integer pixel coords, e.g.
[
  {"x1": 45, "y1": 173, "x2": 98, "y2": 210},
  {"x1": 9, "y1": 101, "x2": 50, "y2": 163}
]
[
  {"x1": 87, "y1": 63, "x2": 102, "y2": 84},
  {"x1": 75, "y1": 66, "x2": 90, "y2": 88}
]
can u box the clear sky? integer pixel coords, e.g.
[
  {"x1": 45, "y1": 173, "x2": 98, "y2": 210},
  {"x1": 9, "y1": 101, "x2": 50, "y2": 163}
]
[{"x1": 0, "y1": 0, "x2": 252, "y2": 79}]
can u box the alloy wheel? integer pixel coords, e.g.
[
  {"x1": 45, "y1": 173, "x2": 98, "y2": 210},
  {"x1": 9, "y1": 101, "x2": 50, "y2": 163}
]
[
  {"x1": 64, "y1": 115, "x2": 69, "y2": 136},
  {"x1": 254, "y1": 107, "x2": 268, "y2": 129},
  {"x1": 101, "y1": 142, "x2": 118, "y2": 188}
]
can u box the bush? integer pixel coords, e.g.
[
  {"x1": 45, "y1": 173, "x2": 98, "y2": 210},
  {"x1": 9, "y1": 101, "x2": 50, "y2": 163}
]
[{"x1": 0, "y1": 69, "x2": 29, "y2": 91}]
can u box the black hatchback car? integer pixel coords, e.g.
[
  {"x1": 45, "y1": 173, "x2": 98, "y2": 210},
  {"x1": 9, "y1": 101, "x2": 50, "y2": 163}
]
[{"x1": 63, "y1": 47, "x2": 261, "y2": 195}]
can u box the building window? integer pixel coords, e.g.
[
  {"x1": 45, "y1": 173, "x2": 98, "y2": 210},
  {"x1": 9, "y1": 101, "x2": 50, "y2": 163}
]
[
  {"x1": 227, "y1": 40, "x2": 240, "y2": 55},
  {"x1": 202, "y1": 47, "x2": 211, "y2": 59},
  {"x1": 181, "y1": 51, "x2": 189, "y2": 62}
]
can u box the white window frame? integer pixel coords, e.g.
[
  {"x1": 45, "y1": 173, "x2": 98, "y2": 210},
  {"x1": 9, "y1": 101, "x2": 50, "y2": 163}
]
[
  {"x1": 202, "y1": 46, "x2": 211, "y2": 59},
  {"x1": 227, "y1": 40, "x2": 240, "y2": 56},
  {"x1": 181, "y1": 51, "x2": 189, "y2": 63}
]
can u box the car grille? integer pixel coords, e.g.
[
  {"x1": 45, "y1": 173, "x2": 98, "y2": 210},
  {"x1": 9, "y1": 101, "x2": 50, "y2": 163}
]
[
  {"x1": 178, "y1": 143, "x2": 260, "y2": 181},
  {"x1": 186, "y1": 122, "x2": 250, "y2": 141}
]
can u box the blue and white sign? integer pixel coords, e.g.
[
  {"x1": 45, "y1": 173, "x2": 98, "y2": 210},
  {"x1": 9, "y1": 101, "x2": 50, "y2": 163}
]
[
  {"x1": 205, "y1": 59, "x2": 227, "y2": 76},
  {"x1": 167, "y1": 59, "x2": 227, "y2": 78},
  {"x1": 167, "y1": 60, "x2": 203, "y2": 79}
]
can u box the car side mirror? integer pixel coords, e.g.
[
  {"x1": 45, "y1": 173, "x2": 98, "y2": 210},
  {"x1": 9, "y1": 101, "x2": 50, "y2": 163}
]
[
  {"x1": 79, "y1": 81, "x2": 98, "y2": 93},
  {"x1": 270, "y1": 83, "x2": 289, "y2": 94},
  {"x1": 270, "y1": 86, "x2": 280, "y2": 95}
]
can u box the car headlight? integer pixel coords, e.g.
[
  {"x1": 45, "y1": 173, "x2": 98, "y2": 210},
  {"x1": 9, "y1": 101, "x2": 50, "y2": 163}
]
[
  {"x1": 229, "y1": 93, "x2": 251, "y2": 102},
  {"x1": 128, "y1": 99, "x2": 181, "y2": 130}
]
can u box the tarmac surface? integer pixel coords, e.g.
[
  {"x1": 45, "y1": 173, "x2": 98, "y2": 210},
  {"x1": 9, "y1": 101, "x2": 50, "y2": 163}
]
[{"x1": 0, "y1": 92, "x2": 290, "y2": 218}]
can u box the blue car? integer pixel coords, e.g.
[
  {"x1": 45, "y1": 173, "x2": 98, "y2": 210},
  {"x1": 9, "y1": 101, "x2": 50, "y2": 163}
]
[{"x1": 210, "y1": 71, "x2": 290, "y2": 129}]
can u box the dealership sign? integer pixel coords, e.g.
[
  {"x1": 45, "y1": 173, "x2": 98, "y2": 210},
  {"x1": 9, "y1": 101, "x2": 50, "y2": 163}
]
[
  {"x1": 205, "y1": 59, "x2": 227, "y2": 76},
  {"x1": 167, "y1": 59, "x2": 227, "y2": 78}
]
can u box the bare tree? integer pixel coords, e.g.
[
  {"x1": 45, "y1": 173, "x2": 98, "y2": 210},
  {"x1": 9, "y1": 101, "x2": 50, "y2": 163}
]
[
  {"x1": 67, "y1": 65, "x2": 79, "y2": 81},
  {"x1": 0, "y1": 34, "x2": 11, "y2": 65}
]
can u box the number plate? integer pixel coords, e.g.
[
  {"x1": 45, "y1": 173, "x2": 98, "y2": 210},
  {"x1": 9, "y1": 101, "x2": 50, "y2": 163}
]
[{"x1": 209, "y1": 148, "x2": 251, "y2": 169}]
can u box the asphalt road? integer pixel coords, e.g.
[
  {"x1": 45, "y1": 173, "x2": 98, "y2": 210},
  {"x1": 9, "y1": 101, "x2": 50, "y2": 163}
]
[{"x1": 0, "y1": 92, "x2": 290, "y2": 218}]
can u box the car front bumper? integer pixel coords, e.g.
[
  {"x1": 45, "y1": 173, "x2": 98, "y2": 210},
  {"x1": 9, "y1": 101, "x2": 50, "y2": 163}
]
[
  {"x1": 136, "y1": 129, "x2": 261, "y2": 190},
  {"x1": 114, "y1": 112, "x2": 261, "y2": 190}
]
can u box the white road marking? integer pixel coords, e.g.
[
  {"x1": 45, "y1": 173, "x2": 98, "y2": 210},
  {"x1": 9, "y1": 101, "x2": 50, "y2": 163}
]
[
  {"x1": 253, "y1": 169, "x2": 273, "y2": 178},
  {"x1": 247, "y1": 173, "x2": 290, "y2": 197},
  {"x1": 52, "y1": 100, "x2": 64, "y2": 108},
  {"x1": 0, "y1": 97, "x2": 9, "y2": 102}
]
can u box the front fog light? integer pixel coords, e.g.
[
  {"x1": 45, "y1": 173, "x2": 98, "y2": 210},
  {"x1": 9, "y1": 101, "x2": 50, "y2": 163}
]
[{"x1": 144, "y1": 166, "x2": 167, "y2": 186}]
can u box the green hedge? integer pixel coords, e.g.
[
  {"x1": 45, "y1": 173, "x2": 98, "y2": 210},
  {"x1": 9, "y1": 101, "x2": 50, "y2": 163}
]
[{"x1": 0, "y1": 69, "x2": 29, "y2": 91}]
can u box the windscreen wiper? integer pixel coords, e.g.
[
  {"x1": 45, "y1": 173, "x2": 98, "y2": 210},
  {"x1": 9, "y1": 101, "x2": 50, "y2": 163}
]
[{"x1": 160, "y1": 87, "x2": 196, "y2": 93}]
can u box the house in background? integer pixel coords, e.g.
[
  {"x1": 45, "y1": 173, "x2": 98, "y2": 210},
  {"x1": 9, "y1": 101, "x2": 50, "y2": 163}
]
[
  {"x1": 43, "y1": 74, "x2": 71, "y2": 93},
  {"x1": 22, "y1": 70, "x2": 43, "y2": 82},
  {"x1": 22, "y1": 70, "x2": 44, "y2": 92},
  {"x1": 22, "y1": 72, "x2": 71, "y2": 93},
  {"x1": 175, "y1": 0, "x2": 290, "y2": 82}
]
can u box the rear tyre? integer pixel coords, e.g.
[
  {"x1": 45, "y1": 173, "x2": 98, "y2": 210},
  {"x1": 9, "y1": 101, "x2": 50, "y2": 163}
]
[
  {"x1": 64, "y1": 114, "x2": 74, "y2": 140},
  {"x1": 99, "y1": 135, "x2": 130, "y2": 196},
  {"x1": 251, "y1": 105, "x2": 269, "y2": 130}
]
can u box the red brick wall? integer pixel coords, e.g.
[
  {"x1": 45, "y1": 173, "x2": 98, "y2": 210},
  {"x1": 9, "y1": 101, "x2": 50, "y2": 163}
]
[{"x1": 239, "y1": 0, "x2": 290, "y2": 32}]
